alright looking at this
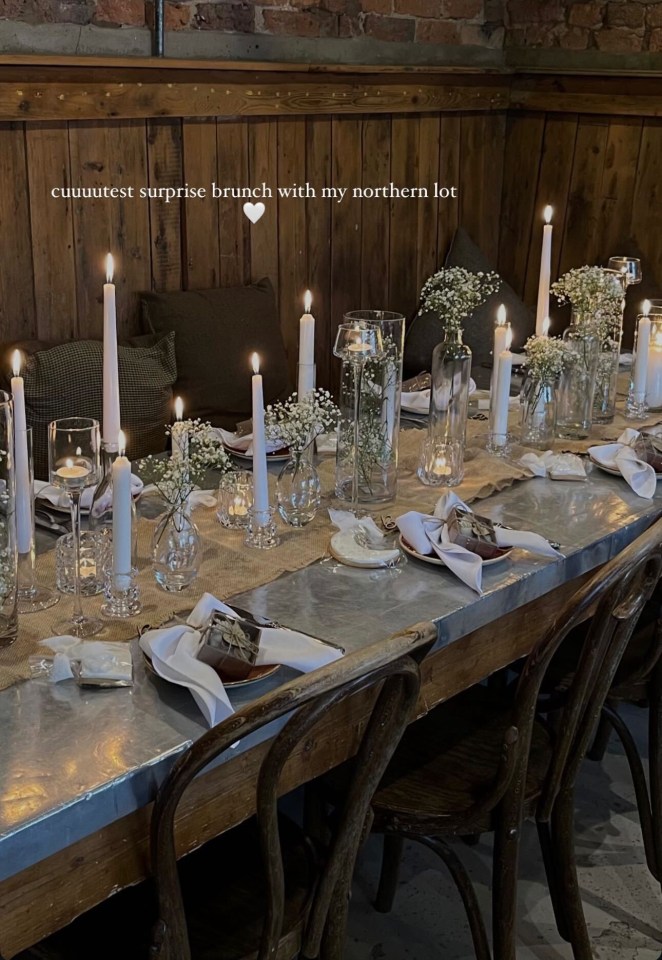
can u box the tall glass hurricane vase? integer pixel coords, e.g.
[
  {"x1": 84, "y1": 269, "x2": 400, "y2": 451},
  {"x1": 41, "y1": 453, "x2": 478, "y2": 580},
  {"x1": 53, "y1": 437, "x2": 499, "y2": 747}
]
[
  {"x1": 556, "y1": 323, "x2": 599, "y2": 440},
  {"x1": 0, "y1": 393, "x2": 18, "y2": 647},
  {"x1": 418, "y1": 330, "x2": 471, "y2": 486},
  {"x1": 335, "y1": 311, "x2": 404, "y2": 504}
]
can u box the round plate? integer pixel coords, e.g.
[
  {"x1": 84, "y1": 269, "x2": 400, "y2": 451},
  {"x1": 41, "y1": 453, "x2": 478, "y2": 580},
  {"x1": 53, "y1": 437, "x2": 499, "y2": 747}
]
[
  {"x1": 223, "y1": 444, "x2": 291, "y2": 464},
  {"x1": 398, "y1": 535, "x2": 512, "y2": 567},
  {"x1": 142, "y1": 651, "x2": 279, "y2": 688},
  {"x1": 328, "y1": 529, "x2": 401, "y2": 568},
  {"x1": 588, "y1": 453, "x2": 662, "y2": 479}
]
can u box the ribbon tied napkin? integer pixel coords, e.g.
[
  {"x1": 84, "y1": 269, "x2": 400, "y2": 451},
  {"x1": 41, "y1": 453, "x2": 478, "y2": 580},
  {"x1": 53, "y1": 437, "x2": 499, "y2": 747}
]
[
  {"x1": 37, "y1": 637, "x2": 133, "y2": 683},
  {"x1": 139, "y1": 592, "x2": 343, "y2": 726},
  {"x1": 588, "y1": 429, "x2": 657, "y2": 500},
  {"x1": 35, "y1": 475, "x2": 144, "y2": 511},
  {"x1": 396, "y1": 492, "x2": 561, "y2": 595}
]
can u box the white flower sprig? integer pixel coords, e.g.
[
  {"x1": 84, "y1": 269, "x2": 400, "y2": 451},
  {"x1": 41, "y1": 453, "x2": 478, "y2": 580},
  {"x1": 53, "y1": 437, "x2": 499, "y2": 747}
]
[
  {"x1": 265, "y1": 389, "x2": 339, "y2": 455},
  {"x1": 523, "y1": 335, "x2": 569, "y2": 382},
  {"x1": 142, "y1": 419, "x2": 232, "y2": 509},
  {"x1": 419, "y1": 267, "x2": 501, "y2": 334},
  {"x1": 551, "y1": 266, "x2": 622, "y2": 340}
]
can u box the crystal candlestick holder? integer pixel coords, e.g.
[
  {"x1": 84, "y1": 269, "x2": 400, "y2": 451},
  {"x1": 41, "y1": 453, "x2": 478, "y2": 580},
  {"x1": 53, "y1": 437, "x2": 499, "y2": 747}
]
[
  {"x1": 417, "y1": 437, "x2": 464, "y2": 487},
  {"x1": 102, "y1": 566, "x2": 141, "y2": 619},
  {"x1": 245, "y1": 505, "x2": 280, "y2": 550},
  {"x1": 486, "y1": 432, "x2": 513, "y2": 458}
]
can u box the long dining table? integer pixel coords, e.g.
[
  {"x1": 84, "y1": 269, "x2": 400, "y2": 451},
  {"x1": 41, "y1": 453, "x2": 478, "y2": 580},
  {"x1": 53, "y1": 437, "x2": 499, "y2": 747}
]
[{"x1": 0, "y1": 462, "x2": 660, "y2": 957}]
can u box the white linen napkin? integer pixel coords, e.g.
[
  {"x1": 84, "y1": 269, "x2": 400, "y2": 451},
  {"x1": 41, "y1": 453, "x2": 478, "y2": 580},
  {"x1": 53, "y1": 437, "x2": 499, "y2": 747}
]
[
  {"x1": 39, "y1": 637, "x2": 133, "y2": 683},
  {"x1": 34, "y1": 475, "x2": 144, "y2": 511},
  {"x1": 519, "y1": 450, "x2": 587, "y2": 480},
  {"x1": 139, "y1": 593, "x2": 343, "y2": 726},
  {"x1": 328, "y1": 508, "x2": 384, "y2": 541},
  {"x1": 140, "y1": 485, "x2": 217, "y2": 510},
  {"x1": 396, "y1": 492, "x2": 561, "y2": 594},
  {"x1": 588, "y1": 429, "x2": 657, "y2": 499},
  {"x1": 401, "y1": 378, "x2": 476, "y2": 415},
  {"x1": 215, "y1": 427, "x2": 286, "y2": 456}
]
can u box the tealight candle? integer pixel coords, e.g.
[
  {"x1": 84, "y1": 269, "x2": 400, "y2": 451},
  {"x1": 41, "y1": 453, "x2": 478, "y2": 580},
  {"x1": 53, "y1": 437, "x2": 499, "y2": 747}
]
[
  {"x1": 56, "y1": 459, "x2": 91, "y2": 481},
  {"x1": 433, "y1": 455, "x2": 452, "y2": 477}
]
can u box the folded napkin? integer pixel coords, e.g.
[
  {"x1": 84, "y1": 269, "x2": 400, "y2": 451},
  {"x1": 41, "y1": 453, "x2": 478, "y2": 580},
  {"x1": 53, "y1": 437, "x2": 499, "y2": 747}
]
[
  {"x1": 588, "y1": 429, "x2": 657, "y2": 499},
  {"x1": 401, "y1": 378, "x2": 476, "y2": 415},
  {"x1": 39, "y1": 637, "x2": 133, "y2": 683},
  {"x1": 328, "y1": 508, "x2": 384, "y2": 540},
  {"x1": 215, "y1": 427, "x2": 286, "y2": 456},
  {"x1": 396, "y1": 492, "x2": 561, "y2": 594},
  {"x1": 519, "y1": 450, "x2": 587, "y2": 481},
  {"x1": 471, "y1": 389, "x2": 521, "y2": 412},
  {"x1": 35, "y1": 474, "x2": 144, "y2": 511},
  {"x1": 139, "y1": 592, "x2": 343, "y2": 726}
]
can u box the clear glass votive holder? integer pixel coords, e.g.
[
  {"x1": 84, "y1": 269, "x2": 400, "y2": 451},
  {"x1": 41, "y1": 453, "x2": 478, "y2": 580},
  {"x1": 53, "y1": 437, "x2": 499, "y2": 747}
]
[
  {"x1": 417, "y1": 437, "x2": 464, "y2": 487},
  {"x1": 245, "y1": 505, "x2": 280, "y2": 550},
  {"x1": 217, "y1": 471, "x2": 253, "y2": 529},
  {"x1": 102, "y1": 566, "x2": 141, "y2": 619},
  {"x1": 55, "y1": 530, "x2": 110, "y2": 597}
]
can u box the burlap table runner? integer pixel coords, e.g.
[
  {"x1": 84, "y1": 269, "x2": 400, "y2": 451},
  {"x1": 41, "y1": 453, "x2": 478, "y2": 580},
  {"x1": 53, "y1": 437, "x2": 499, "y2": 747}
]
[{"x1": 0, "y1": 427, "x2": 535, "y2": 692}]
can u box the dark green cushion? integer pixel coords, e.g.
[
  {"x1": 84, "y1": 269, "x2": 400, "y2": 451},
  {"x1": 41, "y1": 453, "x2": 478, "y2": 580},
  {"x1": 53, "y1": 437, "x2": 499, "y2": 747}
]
[
  {"x1": 404, "y1": 227, "x2": 535, "y2": 380},
  {"x1": 141, "y1": 278, "x2": 292, "y2": 430},
  {"x1": 0, "y1": 335, "x2": 177, "y2": 479}
]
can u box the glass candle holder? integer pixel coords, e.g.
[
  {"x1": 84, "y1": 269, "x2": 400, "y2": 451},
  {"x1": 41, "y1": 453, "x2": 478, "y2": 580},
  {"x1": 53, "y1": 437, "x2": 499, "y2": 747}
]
[
  {"x1": 217, "y1": 471, "x2": 253, "y2": 528},
  {"x1": 56, "y1": 530, "x2": 110, "y2": 597},
  {"x1": 102, "y1": 565, "x2": 141, "y2": 619},
  {"x1": 417, "y1": 437, "x2": 464, "y2": 487},
  {"x1": 245, "y1": 505, "x2": 280, "y2": 550},
  {"x1": 607, "y1": 256, "x2": 642, "y2": 288},
  {"x1": 646, "y1": 319, "x2": 662, "y2": 410}
]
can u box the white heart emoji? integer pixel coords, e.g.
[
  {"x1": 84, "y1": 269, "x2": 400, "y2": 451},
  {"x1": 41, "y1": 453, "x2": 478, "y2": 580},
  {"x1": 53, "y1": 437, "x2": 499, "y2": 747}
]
[{"x1": 243, "y1": 201, "x2": 266, "y2": 224}]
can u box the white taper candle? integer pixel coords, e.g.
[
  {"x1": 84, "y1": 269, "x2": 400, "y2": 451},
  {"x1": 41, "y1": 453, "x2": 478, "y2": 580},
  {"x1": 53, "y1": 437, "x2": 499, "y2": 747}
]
[{"x1": 535, "y1": 206, "x2": 553, "y2": 337}]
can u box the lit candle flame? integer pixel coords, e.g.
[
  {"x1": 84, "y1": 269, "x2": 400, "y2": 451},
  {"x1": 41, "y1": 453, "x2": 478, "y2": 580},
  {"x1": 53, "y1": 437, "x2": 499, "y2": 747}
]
[
  {"x1": 543, "y1": 205, "x2": 553, "y2": 224},
  {"x1": 542, "y1": 317, "x2": 551, "y2": 336},
  {"x1": 118, "y1": 430, "x2": 126, "y2": 457},
  {"x1": 643, "y1": 299, "x2": 651, "y2": 317},
  {"x1": 105, "y1": 252, "x2": 114, "y2": 283},
  {"x1": 251, "y1": 352, "x2": 260, "y2": 374},
  {"x1": 304, "y1": 289, "x2": 312, "y2": 313},
  {"x1": 174, "y1": 396, "x2": 183, "y2": 421},
  {"x1": 497, "y1": 303, "x2": 507, "y2": 326},
  {"x1": 11, "y1": 349, "x2": 21, "y2": 378},
  {"x1": 505, "y1": 325, "x2": 513, "y2": 350}
]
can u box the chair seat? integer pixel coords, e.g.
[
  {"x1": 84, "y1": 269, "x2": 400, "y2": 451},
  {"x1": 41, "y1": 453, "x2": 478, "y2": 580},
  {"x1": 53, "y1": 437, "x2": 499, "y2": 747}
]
[
  {"x1": 370, "y1": 685, "x2": 552, "y2": 835},
  {"x1": 21, "y1": 816, "x2": 316, "y2": 960}
]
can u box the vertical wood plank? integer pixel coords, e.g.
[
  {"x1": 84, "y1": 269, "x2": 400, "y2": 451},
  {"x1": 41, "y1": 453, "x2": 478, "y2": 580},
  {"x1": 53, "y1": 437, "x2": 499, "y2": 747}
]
[
  {"x1": 330, "y1": 117, "x2": 362, "y2": 351},
  {"x1": 248, "y1": 119, "x2": 278, "y2": 295},
  {"x1": 460, "y1": 113, "x2": 505, "y2": 266},
  {"x1": 277, "y1": 117, "x2": 307, "y2": 383},
  {"x1": 25, "y1": 122, "x2": 76, "y2": 339},
  {"x1": 146, "y1": 118, "x2": 183, "y2": 293},
  {"x1": 217, "y1": 118, "x2": 250, "y2": 288},
  {"x1": 0, "y1": 123, "x2": 35, "y2": 341},
  {"x1": 523, "y1": 113, "x2": 578, "y2": 309},
  {"x1": 631, "y1": 119, "x2": 662, "y2": 293},
  {"x1": 415, "y1": 114, "x2": 441, "y2": 298},
  {"x1": 360, "y1": 116, "x2": 391, "y2": 309},
  {"x1": 181, "y1": 118, "x2": 219, "y2": 290},
  {"x1": 498, "y1": 112, "x2": 546, "y2": 295},
  {"x1": 559, "y1": 116, "x2": 610, "y2": 275},
  {"x1": 437, "y1": 114, "x2": 461, "y2": 264},
  {"x1": 305, "y1": 116, "x2": 332, "y2": 390},
  {"x1": 596, "y1": 117, "x2": 643, "y2": 263},
  {"x1": 389, "y1": 116, "x2": 419, "y2": 314}
]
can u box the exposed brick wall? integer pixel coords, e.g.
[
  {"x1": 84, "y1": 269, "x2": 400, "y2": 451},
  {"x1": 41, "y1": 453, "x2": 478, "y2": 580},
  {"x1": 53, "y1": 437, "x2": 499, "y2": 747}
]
[{"x1": 2, "y1": 0, "x2": 662, "y2": 55}]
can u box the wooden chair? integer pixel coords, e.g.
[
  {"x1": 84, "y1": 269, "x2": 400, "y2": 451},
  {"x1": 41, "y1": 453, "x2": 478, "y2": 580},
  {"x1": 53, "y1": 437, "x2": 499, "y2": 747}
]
[
  {"x1": 358, "y1": 519, "x2": 662, "y2": 960},
  {"x1": 19, "y1": 620, "x2": 437, "y2": 960}
]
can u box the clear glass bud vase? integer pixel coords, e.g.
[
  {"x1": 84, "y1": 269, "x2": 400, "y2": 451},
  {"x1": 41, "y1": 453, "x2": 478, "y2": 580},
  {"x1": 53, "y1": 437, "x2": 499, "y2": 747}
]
[
  {"x1": 520, "y1": 375, "x2": 557, "y2": 449},
  {"x1": 556, "y1": 322, "x2": 599, "y2": 440},
  {"x1": 276, "y1": 451, "x2": 320, "y2": 526},
  {"x1": 593, "y1": 330, "x2": 621, "y2": 424},
  {"x1": 152, "y1": 504, "x2": 201, "y2": 592},
  {"x1": 417, "y1": 329, "x2": 471, "y2": 486},
  {"x1": 0, "y1": 392, "x2": 18, "y2": 646}
]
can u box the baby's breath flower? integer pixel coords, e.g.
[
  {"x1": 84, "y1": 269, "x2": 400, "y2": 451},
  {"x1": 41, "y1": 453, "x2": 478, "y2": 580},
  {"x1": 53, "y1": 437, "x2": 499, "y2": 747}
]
[
  {"x1": 523, "y1": 335, "x2": 569, "y2": 382},
  {"x1": 551, "y1": 266, "x2": 622, "y2": 342},
  {"x1": 142, "y1": 419, "x2": 232, "y2": 510},
  {"x1": 419, "y1": 267, "x2": 501, "y2": 335},
  {"x1": 265, "y1": 389, "x2": 339, "y2": 454}
]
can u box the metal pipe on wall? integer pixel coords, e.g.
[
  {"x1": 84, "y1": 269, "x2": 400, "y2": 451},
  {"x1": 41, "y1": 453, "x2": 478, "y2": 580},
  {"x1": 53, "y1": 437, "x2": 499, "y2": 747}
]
[{"x1": 153, "y1": 0, "x2": 165, "y2": 56}]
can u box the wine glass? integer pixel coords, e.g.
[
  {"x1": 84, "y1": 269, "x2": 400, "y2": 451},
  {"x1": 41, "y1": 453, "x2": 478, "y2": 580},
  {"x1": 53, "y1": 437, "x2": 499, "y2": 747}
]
[
  {"x1": 608, "y1": 256, "x2": 642, "y2": 288},
  {"x1": 48, "y1": 418, "x2": 102, "y2": 638}
]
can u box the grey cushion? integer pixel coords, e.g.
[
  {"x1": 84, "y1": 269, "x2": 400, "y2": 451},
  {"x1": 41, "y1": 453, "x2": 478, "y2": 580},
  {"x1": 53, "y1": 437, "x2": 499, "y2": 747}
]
[
  {"x1": 404, "y1": 227, "x2": 535, "y2": 381},
  {"x1": 0, "y1": 335, "x2": 177, "y2": 479},
  {"x1": 141, "y1": 278, "x2": 292, "y2": 430}
]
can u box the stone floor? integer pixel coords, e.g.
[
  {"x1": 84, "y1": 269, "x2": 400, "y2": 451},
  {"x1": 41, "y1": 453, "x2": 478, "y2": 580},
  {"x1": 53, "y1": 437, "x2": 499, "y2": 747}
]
[{"x1": 345, "y1": 703, "x2": 662, "y2": 959}]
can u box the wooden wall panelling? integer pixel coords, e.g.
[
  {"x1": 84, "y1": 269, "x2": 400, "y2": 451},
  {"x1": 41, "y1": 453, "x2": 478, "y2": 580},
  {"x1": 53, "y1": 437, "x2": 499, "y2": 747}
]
[
  {"x1": 498, "y1": 112, "x2": 545, "y2": 297},
  {"x1": 559, "y1": 116, "x2": 610, "y2": 276},
  {"x1": 522, "y1": 113, "x2": 578, "y2": 311},
  {"x1": 459, "y1": 112, "x2": 506, "y2": 267},
  {"x1": 181, "y1": 118, "x2": 220, "y2": 290},
  {"x1": 360, "y1": 116, "x2": 391, "y2": 310},
  {"x1": 415, "y1": 114, "x2": 441, "y2": 297},
  {"x1": 247, "y1": 118, "x2": 278, "y2": 295},
  {"x1": 305, "y1": 117, "x2": 332, "y2": 388},
  {"x1": 25, "y1": 121, "x2": 76, "y2": 339},
  {"x1": 388, "y1": 115, "x2": 420, "y2": 315},
  {"x1": 595, "y1": 117, "x2": 644, "y2": 263},
  {"x1": 631, "y1": 119, "x2": 662, "y2": 289},
  {"x1": 216, "y1": 118, "x2": 250, "y2": 289},
  {"x1": 277, "y1": 117, "x2": 308, "y2": 384},
  {"x1": 330, "y1": 117, "x2": 363, "y2": 374},
  {"x1": 0, "y1": 123, "x2": 36, "y2": 342},
  {"x1": 146, "y1": 118, "x2": 183, "y2": 293},
  {"x1": 68, "y1": 120, "x2": 150, "y2": 339},
  {"x1": 437, "y1": 114, "x2": 461, "y2": 265}
]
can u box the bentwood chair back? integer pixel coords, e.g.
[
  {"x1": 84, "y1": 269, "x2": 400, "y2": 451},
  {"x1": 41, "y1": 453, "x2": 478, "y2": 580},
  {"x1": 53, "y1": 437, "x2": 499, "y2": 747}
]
[{"x1": 148, "y1": 620, "x2": 437, "y2": 960}]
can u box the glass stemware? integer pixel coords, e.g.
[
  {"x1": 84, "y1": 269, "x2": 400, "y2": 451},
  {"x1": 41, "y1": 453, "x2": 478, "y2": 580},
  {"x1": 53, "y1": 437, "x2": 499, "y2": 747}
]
[
  {"x1": 48, "y1": 417, "x2": 102, "y2": 638},
  {"x1": 607, "y1": 256, "x2": 642, "y2": 288}
]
